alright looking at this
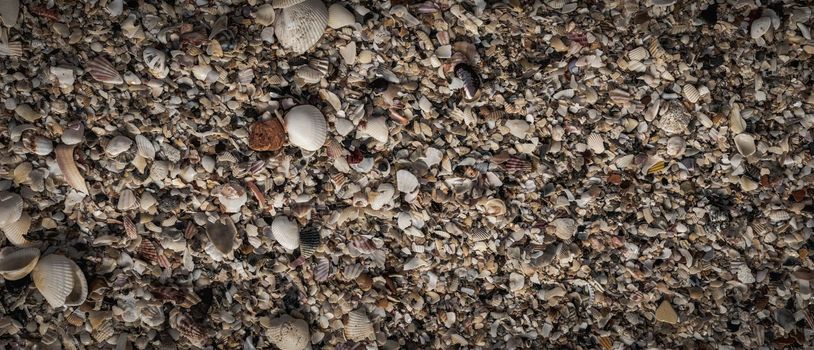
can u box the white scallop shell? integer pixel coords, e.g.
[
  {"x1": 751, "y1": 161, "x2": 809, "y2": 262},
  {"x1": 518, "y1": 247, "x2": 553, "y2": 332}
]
[
  {"x1": 551, "y1": 218, "x2": 577, "y2": 240},
  {"x1": 0, "y1": 0, "x2": 19, "y2": 27},
  {"x1": 255, "y1": 4, "x2": 276, "y2": 26},
  {"x1": 683, "y1": 84, "x2": 700, "y2": 103},
  {"x1": 134, "y1": 134, "x2": 156, "y2": 160},
  {"x1": 143, "y1": 48, "x2": 169, "y2": 79},
  {"x1": 86, "y1": 56, "x2": 124, "y2": 84},
  {"x1": 272, "y1": 0, "x2": 307, "y2": 8},
  {"x1": 274, "y1": 0, "x2": 328, "y2": 54},
  {"x1": 1, "y1": 211, "x2": 31, "y2": 247},
  {"x1": 327, "y1": 4, "x2": 355, "y2": 29},
  {"x1": 627, "y1": 46, "x2": 649, "y2": 61},
  {"x1": 586, "y1": 133, "x2": 605, "y2": 154},
  {"x1": 117, "y1": 189, "x2": 139, "y2": 211},
  {"x1": 266, "y1": 314, "x2": 310, "y2": 350},
  {"x1": 0, "y1": 192, "x2": 23, "y2": 226},
  {"x1": 62, "y1": 122, "x2": 84, "y2": 145},
  {"x1": 32, "y1": 254, "x2": 88, "y2": 308},
  {"x1": 0, "y1": 247, "x2": 40, "y2": 280},
  {"x1": 344, "y1": 308, "x2": 375, "y2": 341},
  {"x1": 285, "y1": 105, "x2": 327, "y2": 151},
  {"x1": 751, "y1": 16, "x2": 771, "y2": 39},
  {"x1": 272, "y1": 216, "x2": 299, "y2": 250},
  {"x1": 106, "y1": 136, "x2": 133, "y2": 156},
  {"x1": 734, "y1": 133, "x2": 756, "y2": 157},
  {"x1": 362, "y1": 117, "x2": 389, "y2": 143}
]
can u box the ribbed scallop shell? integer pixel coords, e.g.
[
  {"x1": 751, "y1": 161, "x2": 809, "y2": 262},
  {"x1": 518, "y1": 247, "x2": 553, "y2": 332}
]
[
  {"x1": 0, "y1": 192, "x2": 23, "y2": 226},
  {"x1": 117, "y1": 189, "x2": 139, "y2": 211},
  {"x1": 86, "y1": 56, "x2": 124, "y2": 84},
  {"x1": 299, "y1": 227, "x2": 320, "y2": 258},
  {"x1": 327, "y1": 3, "x2": 355, "y2": 29},
  {"x1": 314, "y1": 256, "x2": 331, "y2": 282},
  {"x1": 344, "y1": 308, "x2": 375, "y2": 341},
  {"x1": 683, "y1": 84, "x2": 700, "y2": 103},
  {"x1": 647, "y1": 39, "x2": 666, "y2": 59},
  {"x1": 274, "y1": 0, "x2": 328, "y2": 54},
  {"x1": 586, "y1": 133, "x2": 605, "y2": 154},
  {"x1": 285, "y1": 105, "x2": 327, "y2": 151},
  {"x1": 627, "y1": 46, "x2": 649, "y2": 61},
  {"x1": 0, "y1": 247, "x2": 40, "y2": 280},
  {"x1": 65, "y1": 309, "x2": 86, "y2": 327},
  {"x1": 469, "y1": 227, "x2": 491, "y2": 242},
  {"x1": 135, "y1": 134, "x2": 156, "y2": 159},
  {"x1": 106, "y1": 136, "x2": 133, "y2": 156},
  {"x1": 32, "y1": 254, "x2": 88, "y2": 308},
  {"x1": 309, "y1": 58, "x2": 330, "y2": 75},
  {"x1": 272, "y1": 0, "x2": 307, "y2": 8},
  {"x1": 362, "y1": 117, "x2": 389, "y2": 143},
  {"x1": 92, "y1": 318, "x2": 114, "y2": 342},
  {"x1": 343, "y1": 263, "x2": 364, "y2": 280},
  {"x1": 296, "y1": 66, "x2": 323, "y2": 84},
  {"x1": 734, "y1": 133, "x2": 756, "y2": 157},
  {"x1": 1, "y1": 211, "x2": 31, "y2": 247},
  {"x1": 272, "y1": 216, "x2": 299, "y2": 250},
  {"x1": 143, "y1": 48, "x2": 169, "y2": 79},
  {"x1": 0, "y1": 41, "x2": 22, "y2": 56}
]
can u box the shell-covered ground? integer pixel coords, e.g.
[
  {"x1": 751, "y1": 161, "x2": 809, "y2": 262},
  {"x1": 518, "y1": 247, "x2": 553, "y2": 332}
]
[{"x1": 1, "y1": 0, "x2": 814, "y2": 349}]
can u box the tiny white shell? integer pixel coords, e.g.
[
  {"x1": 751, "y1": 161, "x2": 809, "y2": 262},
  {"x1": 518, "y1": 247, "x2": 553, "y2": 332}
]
[
  {"x1": 327, "y1": 4, "x2": 355, "y2": 29},
  {"x1": 0, "y1": 192, "x2": 23, "y2": 226},
  {"x1": 362, "y1": 117, "x2": 389, "y2": 143},
  {"x1": 272, "y1": 216, "x2": 299, "y2": 250},
  {"x1": 31, "y1": 254, "x2": 88, "y2": 308},
  {"x1": 0, "y1": 247, "x2": 40, "y2": 280},
  {"x1": 586, "y1": 133, "x2": 605, "y2": 154},
  {"x1": 117, "y1": 189, "x2": 139, "y2": 211},
  {"x1": 683, "y1": 84, "x2": 700, "y2": 103},
  {"x1": 344, "y1": 308, "x2": 375, "y2": 341},
  {"x1": 134, "y1": 134, "x2": 156, "y2": 160},
  {"x1": 751, "y1": 17, "x2": 771, "y2": 39},
  {"x1": 106, "y1": 136, "x2": 133, "y2": 156},
  {"x1": 734, "y1": 133, "x2": 756, "y2": 157},
  {"x1": 285, "y1": 105, "x2": 327, "y2": 151},
  {"x1": 274, "y1": 0, "x2": 328, "y2": 54}
]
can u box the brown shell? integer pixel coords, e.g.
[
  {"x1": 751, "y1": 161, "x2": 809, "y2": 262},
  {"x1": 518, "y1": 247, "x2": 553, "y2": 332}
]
[{"x1": 248, "y1": 119, "x2": 286, "y2": 152}]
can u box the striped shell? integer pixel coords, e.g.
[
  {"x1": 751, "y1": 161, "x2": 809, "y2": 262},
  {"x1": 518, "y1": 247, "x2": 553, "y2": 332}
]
[
  {"x1": 0, "y1": 41, "x2": 22, "y2": 56},
  {"x1": 31, "y1": 254, "x2": 88, "y2": 308},
  {"x1": 327, "y1": 3, "x2": 355, "y2": 29},
  {"x1": 1, "y1": 211, "x2": 31, "y2": 247},
  {"x1": 647, "y1": 39, "x2": 667, "y2": 59},
  {"x1": 274, "y1": 0, "x2": 328, "y2": 54},
  {"x1": 769, "y1": 210, "x2": 790, "y2": 222},
  {"x1": 309, "y1": 58, "x2": 330, "y2": 75},
  {"x1": 86, "y1": 56, "x2": 123, "y2": 84},
  {"x1": 314, "y1": 256, "x2": 332, "y2": 282},
  {"x1": 92, "y1": 318, "x2": 114, "y2": 342},
  {"x1": 0, "y1": 192, "x2": 23, "y2": 226},
  {"x1": 643, "y1": 157, "x2": 666, "y2": 175},
  {"x1": 362, "y1": 117, "x2": 389, "y2": 143},
  {"x1": 469, "y1": 227, "x2": 491, "y2": 242},
  {"x1": 272, "y1": 216, "x2": 299, "y2": 250},
  {"x1": 454, "y1": 63, "x2": 480, "y2": 100},
  {"x1": 135, "y1": 134, "x2": 156, "y2": 159},
  {"x1": 683, "y1": 84, "x2": 700, "y2": 103},
  {"x1": 170, "y1": 309, "x2": 207, "y2": 347},
  {"x1": 65, "y1": 309, "x2": 86, "y2": 327},
  {"x1": 344, "y1": 308, "x2": 375, "y2": 341},
  {"x1": 0, "y1": 247, "x2": 40, "y2": 280},
  {"x1": 285, "y1": 105, "x2": 327, "y2": 151},
  {"x1": 586, "y1": 133, "x2": 605, "y2": 154},
  {"x1": 295, "y1": 66, "x2": 323, "y2": 84},
  {"x1": 143, "y1": 48, "x2": 169, "y2": 79},
  {"x1": 272, "y1": 0, "x2": 307, "y2": 8},
  {"x1": 627, "y1": 46, "x2": 649, "y2": 61},
  {"x1": 299, "y1": 227, "x2": 321, "y2": 258},
  {"x1": 343, "y1": 263, "x2": 364, "y2": 280},
  {"x1": 55, "y1": 145, "x2": 89, "y2": 194},
  {"x1": 117, "y1": 189, "x2": 139, "y2": 211}
]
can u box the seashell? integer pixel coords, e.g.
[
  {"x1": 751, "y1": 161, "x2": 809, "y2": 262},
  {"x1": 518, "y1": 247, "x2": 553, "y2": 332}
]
[
  {"x1": 327, "y1": 4, "x2": 355, "y2": 29},
  {"x1": 469, "y1": 227, "x2": 491, "y2": 242},
  {"x1": 478, "y1": 198, "x2": 506, "y2": 217},
  {"x1": 31, "y1": 254, "x2": 88, "y2": 308},
  {"x1": 65, "y1": 309, "x2": 85, "y2": 327},
  {"x1": 0, "y1": 0, "x2": 19, "y2": 27},
  {"x1": 272, "y1": 216, "x2": 299, "y2": 250},
  {"x1": 647, "y1": 38, "x2": 666, "y2": 59},
  {"x1": 106, "y1": 136, "x2": 133, "y2": 156},
  {"x1": 586, "y1": 133, "x2": 605, "y2": 154},
  {"x1": 627, "y1": 46, "x2": 649, "y2": 61},
  {"x1": 255, "y1": 4, "x2": 276, "y2": 26},
  {"x1": 751, "y1": 16, "x2": 771, "y2": 39},
  {"x1": 170, "y1": 309, "x2": 207, "y2": 347},
  {"x1": 454, "y1": 63, "x2": 480, "y2": 100},
  {"x1": 349, "y1": 236, "x2": 376, "y2": 254},
  {"x1": 62, "y1": 122, "x2": 84, "y2": 145},
  {"x1": 143, "y1": 48, "x2": 169, "y2": 79},
  {"x1": 309, "y1": 58, "x2": 330, "y2": 76},
  {"x1": 295, "y1": 66, "x2": 323, "y2": 84},
  {"x1": 683, "y1": 84, "x2": 700, "y2": 103},
  {"x1": 134, "y1": 134, "x2": 156, "y2": 160},
  {"x1": 86, "y1": 56, "x2": 124, "y2": 84},
  {"x1": 266, "y1": 314, "x2": 310, "y2": 350},
  {"x1": 344, "y1": 308, "x2": 375, "y2": 341},
  {"x1": 149, "y1": 161, "x2": 170, "y2": 182},
  {"x1": 138, "y1": 239, "x2": 171, "y2": 268},
  {"x1": 217, "y1": 183, "x2": 247, "y2": 213},
  {"x1": 361, "y1": 117, "x2": 389, "y2": 143},
  {"x1": 551, "y1": 218, "x2": 577, "y2": 240},
  {"x1": 659, "y1": 101, "x2": 691, "y2": 134},
  {"x1": 205, "y1": 216, "x2": 237, "y2": 255},
  {"x1": 1, "y1": 212, "x2": 32, "y2": 247},
  {"x1": 314, "y1": 256, "x2": 331, "y2": 282},
  {"x1": 396, "y1": 170, "x2": 419, "y2": 193},
  {"x1": 92, "y1": 318, "x2": 114, "y2": 342},
  {"x1": 734, "y1": 133, "x2": 756, "y2": 157},
  {"x1": 274, "y1": 0, "x2": 328, "y2": 54},
  {"x1": 501, "y1": 156, "x2": 533, "y2": 172},
  {"x1": 249, "y1": 118, "x2": 287, "y2": 152},
  {"x1": 117, "y1": 189, "x2": 139, "y2": 211},
  {"x1": 0, "y1": 41, "x2": 22, "y2": 56},
  {"x1": 769, "y1": 210, "x2": 789, "y2": 222},
  {"x1": 285, "y1": 105, "x2": 327, "y2": 151},
  {"x1": 666, "y1": 136, "x2": 686, "y2": 157},
  {"x1": 343, "y1": 263, "x2": 364, "y2": 280},
  {"x1": 23, "y1": 136, "x2": 53, "y2": 156},
  {"x1": 0, "y1": 247, "x2": 40, "y2": 280},
  {"x1": 504, "y1": 120, "x2": 530, "y2": 138},
  {"x1": 15, "y1": 104, "x2": 42, "y2": 122},
  {"x1": 0, "y1": 191, "x2": 23, "y2": 226},
  {"x1": 368, "y1": 183, "x2": 395, "y2": 210},
  {"x1": 642, "y1": 156, "x2": 666, "y2": 175},
  {"x1": 272, "y1": 0, "x2": 307, "y2": 8},
  {"x1": 299, "y1": 227, "x2": 321, "y2": 258}
]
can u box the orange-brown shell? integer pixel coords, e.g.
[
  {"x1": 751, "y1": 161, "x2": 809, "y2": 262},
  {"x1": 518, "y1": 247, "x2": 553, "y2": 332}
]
[{"x1": 248, "y1": 119, "x2": 286, "y2": 152}]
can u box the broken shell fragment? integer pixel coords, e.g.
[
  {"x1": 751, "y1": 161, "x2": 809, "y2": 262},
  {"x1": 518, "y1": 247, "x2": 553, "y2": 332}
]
[
  {"x1": 327, "y1": 4, "x2": 355, "y2": 29},
  {"x1": 344, "y1": 308, "x2": 375, "y2": 341},
  {"x1": 249, "y1": 118, "x2": 287, "y2": 152},
  {"x1": 205, "y1": 216, "x2": 237, "y2": 256},
  {"x1": 733, "y1": 133, "x2": 756, "y2": 157},
  {"x1": 106, "y1": 136, "x2": 133, "y2": 157},
  {"x1": 454, "y1": 63, "x2": 480, "y2": 100},
  {"x1": 265, "y1": 314, "x2": 310, "y2": 350},
  {"x1": 85, "y1": 56, "x2": 123, "y2": 84}
]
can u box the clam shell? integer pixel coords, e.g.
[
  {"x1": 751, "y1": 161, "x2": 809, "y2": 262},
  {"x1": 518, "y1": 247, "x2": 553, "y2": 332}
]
[
  {"x1": 86, "y1": 56, "x2": 124, "y2": 84},
  {"x1": 683, "y1": 84, "x2": 700, "y2": 103},
  {"x1": 299, "y1": 227, "x2": 321, "y2": 258},
  {"x1": 0, "y1": 0, "x2": 19, "y2": 27},
  {"x1": 0, "y1": 247, "x2": 40, "y2": 280},
  {"x1": 734, "y1": 133, "x2": 756, "y2": 157},
  {"x1": 469, "y1": 227, "x2": 492, "y2": 242},
  {"x1": 62, "y1": 122, "x2": 84, "y2": 145},
  {"x1": 249, "y1": 118, "x2": 287, "y2": 152},
  {"x1": 285, "y1": 105, "x2": 327, "y2": 151},
  {"x1": 344, "y1": 308, "x2": 375, "y2": 341},
  {"x1": 143, "y1": 48, "x2": 169, "y2": 79},
  {"x1": 117, "y1": 189, "x2": 139, "y2": 211},
  {"x1": 627, "y1": 46, "x2": 649, "y2": 61},
  {"x1": 32, "y1": 254, "x2": 88, "y2": 308},
  {"x1": 327, "y1": 4, "x2": 355, "y2": 29},
  {"x1": 0, "y1": 192, "x2": 24, "y2": 226},
  {"x1": 666, "y1": 136, "x2": 686, "y2": 157},
  {"x1": 586, "y1": 133, "x2": 605, "y2": 154},
  {"x1": 134, "y1": 134, "x2": 156, "y2": 160},
  {"x1": 551, "y1": 218, "x2": 576, "y2": 240},
  {"x1": 106, "y1": 136, "x2": 133, "y2": 156},
  {"x1": 397, "y1": 170, "x2": 419, "y2": 193},
  {"x1": 272, "y1": 0, "x2": 307, "y2": 8},
  {"x1": 0, "y1": 41, "x2": 22, "y2": 56},
  {"x1": 343, "y1": 263, "x2": 364, "y2": 280},
  {"x1": 24, "y1": 136, "x2": 53, "y2": 155},
  {"x1": 274, "y1": 0, "x2": 328, "y2": 54},
  {"x1": 266, "y1": 314, "x2": 310, "y2": 350},
  {"x1": 314, "y1": 256, "x2": 331, "y2": 282},
  {"x1": 751, "y1": 16, "x2": 771, "y2": 39},
  {"x1": 1, "y1": 211, "x2": 31, "y2": 247},
  {"x1": 272, "y1": 216, "x2": 299, "y2": 250},
  {"x1": 362, "y1": 117, "x2": 389, "y2": 143},
  {"x1": 205, "y1": 216, "x2": 237, "y2": 255},
  {"x1": 255, "y1": 4, "x2": 276, "y2": 26}
]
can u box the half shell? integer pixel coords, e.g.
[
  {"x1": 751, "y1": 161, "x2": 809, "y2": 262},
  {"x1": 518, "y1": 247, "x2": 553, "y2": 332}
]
[
  {"x1": 205, "y1": 216, "x2": 237, "y2": 255},
  {"x1": 299, "y1": 227, "x2": 321, "y2": 258},
  {"x1": 327, "y1": 4, "x2": 355, "y2": 29},
  {"x1": 683, "y1": 84, "x2": 700, "y2": 103},
  {"x1": 274, "y1": 0, "x2": 328, "y2": 54},
  {"x1": 0, "y1": 247, "x2": 40, "y2": 280},
  {"x1": 106, "y1": 136, "x2": 133, "y2": 156},
  {"x1": 362, "y1": 117, "x2": 388, "y2": 143},
  {"x1": 285, "y1": 105, "x2": 327, "y2": 151},
  {"x1": 734, "y1": 133, "x2": 756, "y2": 157},
  {"x1": 86, "y1": 56, "x2": 124, "y2": 84},
  {"x1": 344, "y1": 308, "x2": 375, "y2": 341},
  {"x1": 1, "y1": 211, "x2": 32, "y2": 247},
  {"x1": 586, "y1": 133, "x2": 605, "y2": 154},
  {"x1": 266, "y1": 314, "x2": 310, "y2": 350},
  {"x1": 31, "y1": 254, "x2": 88, "y2": 308},
  {"x1": 117, "y1": 189, "x2": 139, "y2": 211},
  {"x1": 272, "y1": 216, "x2": 299, "y2": 250},
  {"x1": 249, "y1": 118, "x2": 287, "y2": 152},
  {"x1": 0, "y1": 192, "x2": 23, "y2": 226},
  {"x1": 134, "y1": 134, "x2": 156, "y2": 159},
  {"x1": 143, "y1": 48, "x2": 169, "y2": 79}
]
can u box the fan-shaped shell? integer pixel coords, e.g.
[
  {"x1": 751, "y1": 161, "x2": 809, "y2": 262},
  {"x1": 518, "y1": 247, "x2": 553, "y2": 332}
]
[
  {"x1": 683, "y1": 84, "x2": 700, "y2": 103},
  {"x1": 734, "y1": 133, "x2": 756, "y2": 157},
  {"x1": 86, "y1": 56, "x2": 123, "y2": 84},
  {"x1": 117, "y1": 189, "x2": 139, "y2": 211},
  {"x1": 627, "y1": 46, "x2": 649, "y2": 61},
  {"x1": 1, "y1": 211, "x2": 31, "y2": 247},
  {"x1": 143, "y1": 48, "x2": 169, "y2": 79},
  {"x1": 266, "y1": 314, "x2": 310, "y2": 350},
  {"x1": 299, "y1": 227, "x2": 320, "y2": 258},
  {"x1": 551, "y1": 218, "x2": 577, "y2": 240},
  {"x1": 343, "y1": 263, "x2": 364, "y2": 280},
  {"x1": 586, "y1": 133, "x2": 605, "y2": 154},
  {"x1": 295, "y1": 66, "x2": 323, "y2": 84},
  {"x1": 0, "y1": 192, "x2": 23, "y2": 226},
  {"x1": 327, "y1": 4, "x2": 355, "y2": 29},
  {"x1": 0, "y1": 0, "x2": 19, "y2": 27},
  {"x1": 0, "y1": 247, "x2": 40, "y2": 280},
  {"x1": 314, "y1": 256, "x2": 331, "y2": 282},
  {"x1": 469, "y1": 227, "x2": 491, "y2": 242},
  {"x1": 134, "y1": 134, "x2": 156, "y2": 159},
  {"x1": 274, "y1": 0, "x2": 328, "y2": 54},
  {"x1": 32, "y1": 254, "x2": 88, "y2": 308},
  {"x1": 205, "y1": 216, "x2": 237, "y2": 255},
  {"x1": 272, "y1": 216, "x2": 299, "y2": 250},
  {"x1": 344, "y1": 308, "x2": 375, "y2": 341},
  {"x1": 0, "y1": 41, "x2": 22, "y2": 56},
  {"x1": 285, "y1": 105, "x2": 327, "y2": 151},
  {"x1": 272, "y1": 0, "x2": 307, "y2": 8},
  {"x1": 106, "y1": 136, "x2": 133, "y2": 156},
  {"x1": 362, "y1": 117, "x2": 389, "y2": 143}
]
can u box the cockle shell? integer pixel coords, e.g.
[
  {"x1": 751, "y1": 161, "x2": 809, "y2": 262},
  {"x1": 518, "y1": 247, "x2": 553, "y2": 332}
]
[
  {"x1": 1, "y1": 211, "x2": 31, "y2": 247},
  {"x1": 628, "y1": 46, "x2": 649, "y2": 61},
  {"x1": 551, "y1": 218, "x2": 577, "y2": 240},
  {"x1": 134, "y1": 134, "x2": 156, "y2": 160},
  {"x1": 327, "y1": 4, "x2": 355, "y2": 29},
  {"x1": 272, "y1": 216, "x2": 299, "y2": 250},
  {"x1": 117, "y1": 189, "x2": 139, "y2": 211},
  {"x1": 586, "y1": 133, "x2": 605, "y2": 153},
  {"x1": 683, "y1": 84, "x2": 700, "y2": 103},
  {"x1": 0, "y1": 247, "x2": 40, "y2": 280},
  {"x1": 86, "y1": 56, "x2": 124, "y2": 84},
  {"x1": 143, "y1": 48, "x2": 169, "y2": 79},
  {"x1": 265, "y1": 314, "x2": 310, "y2": 350},
  {"x1": 344, "y1": 308, "x2": 375, "y2": 341},
  {"x1": 274, "y1": 0, "x2": 328, "y2": 54},
  {"x1": 299, "y1": 227, "x2": 321, "y2": 258},
  {"x1": 272, "y1": 0, "x2": 307, "y2": 8},
  {"x1": 734, "y1": 133, "x2": 756, "y2": 157},
  {"x1": 285, "y1": 105, "x2": 327, "y2": 151},
  {"x1": 469, "y1": 227, "x2": 492, "y2": 242},
  {"x1": 362, "y1": 117, "x2": 388, "y2": 143},
  {"x1": 106, "y1": 136, "x2": 133, "y2": 156},
  {"x1": 0, "y1": 192, "x2": 23, "y2": 226},
  {"x1": 31, "y1": 254, "x2": 88, "y2": 308}
]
